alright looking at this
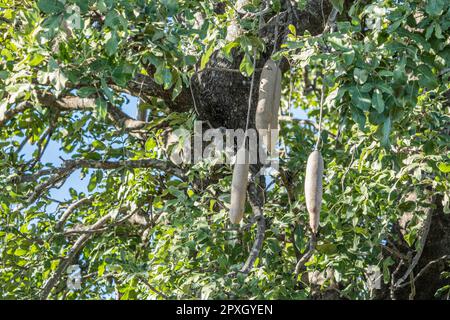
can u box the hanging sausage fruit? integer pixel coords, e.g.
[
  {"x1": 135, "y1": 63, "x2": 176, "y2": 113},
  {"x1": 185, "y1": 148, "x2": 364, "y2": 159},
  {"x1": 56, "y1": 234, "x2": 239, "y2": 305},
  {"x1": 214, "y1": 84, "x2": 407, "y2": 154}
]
[
  {"x1": 229, "y1": 145, "x2": 250, "y2": 224},
  {"x1": 255, "y1": 59, "x2": 282, "y2": 160},
  {"x1": 304, "y1": 149, "x2": 324, "y2": 234}
]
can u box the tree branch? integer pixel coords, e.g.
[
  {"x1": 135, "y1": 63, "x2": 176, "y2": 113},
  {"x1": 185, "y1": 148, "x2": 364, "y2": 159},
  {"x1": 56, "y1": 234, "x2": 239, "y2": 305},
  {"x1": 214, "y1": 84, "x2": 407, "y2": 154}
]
[
  {"x1": 18, "y1": 158, "x2": 183, "y2": 211},
  {"x1": 0, "y1": 102, "x2": 30, "y2": 126},
  {"x1": 397, "y1": 255, "x2": 450, "y2": 289},
  {"x1": 129, "y1": 73, "x2": 192, "y2": 112},
  {"x1": 294, "y1": 233, "x2": 317, "y2": 277},
  {"x1": 136, "y1": 275, "x2": 169, "y2": 300},
  {"x1": 40, "y1": 211, "x2": 119, "y2": 299},
  {"x1": 240, "y1": 177, "x2": 266, "y2": 275},
  {"x1": 1, "y1": 93, "x2": 150, "y2": 138},
  {"x1": 394, "y1": 203, "x2": 434, "y2": 288},
  {"x1": 55, "y1": 197, "x2": 94, "y2": 231}
]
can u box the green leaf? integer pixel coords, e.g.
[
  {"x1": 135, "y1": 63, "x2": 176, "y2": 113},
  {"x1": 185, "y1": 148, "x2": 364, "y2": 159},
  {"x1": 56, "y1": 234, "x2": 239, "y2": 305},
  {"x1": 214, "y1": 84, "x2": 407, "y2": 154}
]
[
  {"x1": 369, "y1": 110, "x2": 388, "y2": 126},
  {"x1": 95, "y1": 97, "x2": 108, "y2": 120},
  {"x1": 383, "y1": 257, "x2": 395, "y2": 284},
  {"x1": 172, "y1": 77, "x2": 183, "y2": 100},
  {"x1": 183, "y1": 55, "x2": 197, "y2": 66},
  {"x1": 37, "y1": 0, "x2": 65, "y2": 14},
  {"x1": 381, "y1": 116, "x2": 391, "y2": 147},
  {"x1": 342, "y1": 50, "x2": 355, "y2": 65},
  {"x1": 349, "y1": 86, "x2": 372, "y2": 111},
  {"x1": 330, "y1": 0, "x2": 344, "y2": 13},
  {"x1": 96, "y1": 0, "x2": 108, "y2": 13},
  {"x1": 353, "y1": 68, "x2": 369, "y2": 85},
  {"x1": 425, "y1": 24, "x2": 435, "y2": 40},
  {"x1": 316, "y1": 243, "x2": 338, "y2": 254},
  {"x1": 161, "y1": 0, "x2": 179, "y2": 15},
  {"x1": 112, "y1": 63, "x2": 134, "y2": 87},
  {"x1": 0, "y1": 71, "x2": 9, "y2": 80},
  {"x1": 29, "y1": 54, "x2": 46, "y2": 67},
  {"x1": 200, "y1": 42, "x2": 215, "y2": 70},
  {"x1": 53, "y1": 69, "x2": 68, "y2": 95},
  {"x1": 92, "y1": 140, "x2": 106, "y2": 150},
  {"x1": 163, "y1": 70, "x2": 173, "y2": 91},
  {"x1": 14, "y1": 248, "x2": 27, "y2": 257},
  {"x1": 438, "y1": 162, "x2": 450, "y2": 173},
  {"x1": 425, "y1": 0, "x2": 445, "y2": 16},
  {"x1": 417, "y1": 64, "x2": 438, "y2": 90},
  {"x1": 105, "y1": 32, "x2": 119, "y2": 56},
  {"x1": 337, "y1": 21, "x2": 352, "y2": 33},
  {"x1": 222, "y1": 42, "x2": 239, "y2": 62},
  {"x1": 393, "y1": 60, "x2": 407, "y2": 83},
  {"x1": 434, "y1": 23, "x2": 443, "y2": 39},
  {"x1": 288, "y1": 24, "x2": 296, "y2": 36},
  {"x1": 101, "y1": 78, "x2": 114, "y2": 101},
  {"x1": 239, "y1": 53, "x2": 254, "y2": 77},
  {"x1": 154, "y1": 65, "x2": 173, "y2": 90},
  {"x1": 351, "y1": 107, "x2": 366, "y2": 130},
  {"x1": 375, "y1": 82, "x2": 394, "y2": 95},
  {"x1": 88, "y1": 172, "x2": 98, "y2": 192},
  {"x1": 104, "y1": 10, "x2": 120, "y2": 29},
  {"x1": 77, "y1": 87, "x2": 97, "y2": 98},
  {"x1": 372, "y1": 89, "x2": 385, "y2": 113},
  {"x1": 145, "y1": 138, "x2": 157, "y2": 152}
]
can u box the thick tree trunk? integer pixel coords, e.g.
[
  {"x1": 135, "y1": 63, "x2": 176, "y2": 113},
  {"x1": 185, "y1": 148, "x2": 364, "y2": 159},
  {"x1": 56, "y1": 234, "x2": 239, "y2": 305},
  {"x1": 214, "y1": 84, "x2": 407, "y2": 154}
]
[
  {"x1": 374, "y1": 196, "x2": 450, "y2": 300},
  {"x1": 191, "y1": 0, "x2": 333, "y2": 131}
]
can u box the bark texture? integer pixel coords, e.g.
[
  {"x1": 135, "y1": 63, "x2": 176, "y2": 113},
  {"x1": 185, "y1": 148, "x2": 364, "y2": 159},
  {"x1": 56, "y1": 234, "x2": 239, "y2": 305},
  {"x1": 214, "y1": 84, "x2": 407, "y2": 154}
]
[
  {"x1": 191, "y1": 0, "x2": 333, "y2": 131},
  {"x1": 374, "y1": 195, "x2": 450, "y2": 300}
]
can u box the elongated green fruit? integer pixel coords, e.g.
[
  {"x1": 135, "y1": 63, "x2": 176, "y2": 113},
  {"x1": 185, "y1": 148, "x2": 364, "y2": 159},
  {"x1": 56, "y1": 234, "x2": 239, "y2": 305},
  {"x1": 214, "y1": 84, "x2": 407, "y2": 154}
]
[
  {"x1": 255, "y1": 59, "x2": 281, "y2": 155},
  {"x1": 229, "y1": 147, "x2": 249, "y2": 224},
  {"x1": 304, "y1": 150, "x2": 324, "y2": 234}
]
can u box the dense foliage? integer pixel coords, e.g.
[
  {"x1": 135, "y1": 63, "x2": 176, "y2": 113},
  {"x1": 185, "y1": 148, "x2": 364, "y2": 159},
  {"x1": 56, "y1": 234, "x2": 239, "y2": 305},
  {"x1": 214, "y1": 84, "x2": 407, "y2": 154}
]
[{"x1": 0, "y1": 0, "x2": 449, "y2": 299}]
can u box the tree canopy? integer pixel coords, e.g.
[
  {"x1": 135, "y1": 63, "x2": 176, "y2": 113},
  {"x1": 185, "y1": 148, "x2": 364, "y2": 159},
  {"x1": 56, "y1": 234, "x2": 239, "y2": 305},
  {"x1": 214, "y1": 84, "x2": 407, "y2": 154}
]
[{"x1": 0, "y1": 0, "x2": 449, "y2": 300}]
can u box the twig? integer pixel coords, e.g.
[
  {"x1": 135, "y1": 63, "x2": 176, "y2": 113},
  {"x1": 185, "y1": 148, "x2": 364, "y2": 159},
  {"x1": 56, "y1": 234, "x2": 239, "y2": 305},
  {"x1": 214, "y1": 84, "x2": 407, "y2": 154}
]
[
  {"x1": 198, "y1": 67, "x2": 263, "y2": 74},
  {"x1": 294, "y1": 233, "x2": 317, "y2": 277},
  {"x1": 234, "y1": 3, "x2": 271, "y2": 17},
  {"x1": 285, "y1": 0, "x2": 299, "y2": 23},
  {"x1": 26, "y1": 113, "x2": 58, "y2": 170},
  {"x1": 394, "y1": 204, "x2": 434, "y2": 288},
  {"x1": 314, "y1": 81, "x2": 326, "y2": 150},
  {"x1": 278, "y1": 167, "x2": 294, "y2": 206},
  {"x1": 40, "y1": 211, "x2": 117, "y2": 299},
  {"x1": 397, "y1": 255, "x2": 450, "y2": 289},
  {"x1": 240, "y1": 180, "x2": 266, "y2": 274},
  {"x1": 63, "y1": 210, "x2": 137, "y2": 236},
  {"x1": 136, "y1": 275, "x2": 168, "y2": 300},
  {"x1": 409, "y1": 271, "x2": 416, "y2": 300},
  {"x1": 55, "y1": 197, "x2": 94, "y2": 231},
  {"x1": 271, "y1": 10, "x2": 280, "y2": 56},
  {"x1": 323, "y1": 7, "x2": 339, "y2": 33},
  {"x1": 295, "y1": 6, "x2": 338, "y2": 151},
  {"x1": 390, "y1": 259, "x2": 404, "y2": 300},
  {"x1": 244, "y1": 0, "x2": 266, "y2": 137},
  {"x1": 18, "y1": 158, "x2": 183, "y2": 211},
  {"x1": 190, "y1": 72, "x2": 213, "y2": 129},
  {"x1": 0, "y1": 101, "x2": 30, "y2": 126},
  {"x1": 16, "y1": 134, "x2": 32, "y2": 154}
]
